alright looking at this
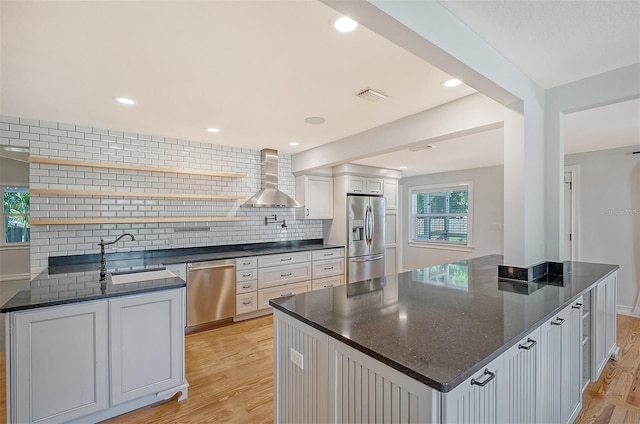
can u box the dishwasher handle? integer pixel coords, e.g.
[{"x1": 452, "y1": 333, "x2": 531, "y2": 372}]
[{"x1": 188, "y1": 262, "x2": 236, "y2": 272}]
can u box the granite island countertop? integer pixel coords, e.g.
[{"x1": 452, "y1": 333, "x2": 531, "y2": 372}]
[
  {"x1": 269, "y1": 254, "x2": 618, "y2": 393},
  {"x1": 1, "y1": 239, "x2": 343, "y2": 313}
]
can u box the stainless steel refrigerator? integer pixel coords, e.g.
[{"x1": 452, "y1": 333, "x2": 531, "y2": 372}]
[{"x1": 347, "y1": 194, "x2": 385, "y2": 283}]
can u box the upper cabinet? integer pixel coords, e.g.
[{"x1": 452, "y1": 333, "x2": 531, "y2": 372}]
[
  {"x1": 347, "y1": 176, "x2": 384, "y2": 195},
  {"x1": 296, "y1": 175, "x2": 333, "y2": 219},
  {"x1": 383, "y1": 179, "x2": 398, "y2": 210}
]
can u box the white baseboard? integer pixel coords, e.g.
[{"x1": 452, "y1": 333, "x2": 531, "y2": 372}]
[
  {"x1": 617, "y1": 305, "x2": 639, "y2": 317},
  {"x1": 0, "y1": 273, "x2": 30, "y2": 282}
]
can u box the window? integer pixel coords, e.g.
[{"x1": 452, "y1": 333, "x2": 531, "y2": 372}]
[
  {"x1": 410, "y1": 182, "x2": 472, "y2": 248},
  {"x1": 2, "y1": 187, "x2": 30, "y2": 244}
]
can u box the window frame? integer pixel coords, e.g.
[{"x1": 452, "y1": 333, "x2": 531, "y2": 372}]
[
  {"x1": 2, "y1": 186, "x2": 30, "y2": 247},
  {"x1": 408, "y1": 181, "x2": 473, "y2": 251}
]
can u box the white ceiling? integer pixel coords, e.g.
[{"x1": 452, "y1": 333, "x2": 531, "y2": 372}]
[{"x1": 1, "y1": 1, "x2": 638, "y2": 175}]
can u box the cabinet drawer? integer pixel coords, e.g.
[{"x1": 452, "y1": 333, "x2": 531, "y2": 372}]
[
  {"x1": 237, "y1": 269, "x2": 257, "y2": 282},
  {"x1": 258, "y1": 251, "x2": 311, "y2": 268},
  {"x1": 312, "y1": 258, "x2": 345, "y2": 279},
  {"x1": 258, "y1": 262, "x2": 312, "y2": 289},
  {"x1": 311, "y1": 248, "x2": 344, "y2": 261},
  {"x1": 236, "y1": 292, "x2": 258, "y2": 315},
  {"x1": 258, "y1": 281, "x2": 311, "y2": 310},
  {"x1": 236, "y1": 280, "x2": 256, "y2": 294},
  {"x1": 236, "y1": 257, "x2": 257, "y2": 270},
  {"x1": 312, "y1": 275, "x2": 345, "y2": 291}
]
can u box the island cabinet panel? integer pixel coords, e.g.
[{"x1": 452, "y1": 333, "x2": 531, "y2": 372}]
[
  {"x1": 273, "y1": 311, "x2": 330, "y2": 424},
  {"x1": 537, "y1": 310, "x2": 564, "y2": 424},
  {"x1": 563, "y1": 297, "x2": 584, "y2": 424},
  {"x1": 109, "y1": 289, "x2": 185, "y2": 406},
  {"x1": 441, "y1": 355, "x2": 502, "y2": 424},
  {"x1": 11, "y1": 301, "x2": 109, "y2": 424},
  {"x1": 592, "y1": 272, "x2": 618, "y2": 381},
  {"x1": 329, "y1": 338, "x2": 439, "y2": 424},
  {"x1": 499, "y1": 327, "x2": 541, "y2": 424}
]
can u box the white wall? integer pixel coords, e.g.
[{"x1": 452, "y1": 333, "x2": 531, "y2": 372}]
[
  {"x1": 0, "y1": 115, "x2": 323, "y2": 275},
  {"x1": 565, "y1": 145, "x2": 640, "y2": 314},
  {"x1": 0, "y1": 155, "x2": 30, "y2": 281},
  {"x1": 401, "y1": 165, "x2": 504, "y2": 271}
]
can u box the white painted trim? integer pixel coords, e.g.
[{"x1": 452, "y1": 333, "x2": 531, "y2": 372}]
[
  {"x1": 407, "y1": 242, "x2": 474, "y2": 253},
  {"x1": 564, "y1": 165, "x2": 580, "y2": 261},
  {"x1": 0, "y1": 273, "x2": 30, "y2": 283},
  {"x1": 617, "y1": 305, "x2": 639, "y2": 317}
]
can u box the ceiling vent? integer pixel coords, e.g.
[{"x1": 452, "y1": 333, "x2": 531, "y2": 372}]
[{"x1": 357, "y1": 88, "x2": 389, "y2": 102}]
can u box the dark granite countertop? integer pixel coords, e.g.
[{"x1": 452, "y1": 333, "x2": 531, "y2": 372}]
[
  {"x1": 1, "y1": 239, "x2": 343, "y2": 313},
  {"x1": 269, "y1": 254, "x2": 618, "y2": 393}
]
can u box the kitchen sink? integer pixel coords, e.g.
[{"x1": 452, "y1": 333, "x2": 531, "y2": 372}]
[{"x1": 109, "y1": 269, "x2": 177, "y2": 285}]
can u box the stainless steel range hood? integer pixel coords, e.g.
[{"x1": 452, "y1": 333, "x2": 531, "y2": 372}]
[{"x1": 242, "y1": 149, "x2": 302, "y2": 208}]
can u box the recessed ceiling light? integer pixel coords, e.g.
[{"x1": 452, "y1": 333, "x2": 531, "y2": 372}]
[
  {"x1": 304, "y1": 117, "x2": 326, "y2": 125},
  {"x1": 206, "y1": 128, "x2": 220, "y2": 133},
  {"x1": 115, "y1": 97, "x2": 135, "y2": 105},
  {"x1": 289, "y1": 142, "x2": 300, "y2": 146},
  {"x1": 442, "y1": 78, "x2": 463, "y2": 88},
  {"x1": 333, "y1": 16, "x2": 358, "y2": 33},
  {"x1": 408, "y1": 144, "x2": 437, "y2": 152},
  {"x1": 399, "y1": 166, "x2": 407, "y2": 169}
]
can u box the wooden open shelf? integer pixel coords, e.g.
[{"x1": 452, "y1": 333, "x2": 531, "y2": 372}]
[
  {"x1": 30, "y1": 189, "x2": 245, "y2": 201},
  {"x1": 30, "y1": 217, "x2": 245, "y2": 225},
  {"x1": 29, "y1": 156, "x2": 245, "y2": 179}
]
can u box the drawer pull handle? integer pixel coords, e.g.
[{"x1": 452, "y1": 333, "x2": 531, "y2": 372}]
[
  {"x1": 242, "y1": 300, "x2": 252, "y2": 305},
  {"x1": 243, "y1": 273, "x2": 252, "y2": 277},
  {"x1": 242, "y1": 262, "x2": 251, "y2": 265},
  {"x1": 572, "y1": 302, "x2": 583, "y2": 309},
  {"x1": 518, "y1": 338, "x2": 537, "y2": 350},
  {"x1": 551, "y1": 317, "x2": 565, "y2": 326},
  {"x1": 324, "y1": 266, "x2": 334, "y2": 270},
  {"x1": 324, "y1": 253, "x2": 332, "y2": 256},
  {"x1": 281, "y1": 273, "x2": 292, "y2": 277},
  {"x1": 242, "y1": 284, "x2": 252, "y2": 289},
  {"x1": 370, "y1": 190, "x2": 380, "y2": 193},
  {"x1": 281, "y1": 258, "x2": 293, "y2": 262},
  {"x1": 324, "y1": 284, "x2": 334, "y2": 288},
  {"x1": 470, "y1": 369, "x2": 495, "y2": 387},
  {"x1": 280, "y1": 292, "x2": 293, "y2": 297},
  {"x1": 353, "y1": 189, "x2": 362, "y2": 192}
]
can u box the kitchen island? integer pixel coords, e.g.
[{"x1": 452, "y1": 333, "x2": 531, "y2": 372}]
[{"x1": 270, "y1": 254, "x2": 619, "y2": 424}]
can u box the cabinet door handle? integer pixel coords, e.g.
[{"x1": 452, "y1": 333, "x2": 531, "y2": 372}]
[
  {"x1": 353, "y1": 189, "x2": 362, "y2": 192},
  {"x1": 280, "y1": 258, "x2": 293, "y2": 262},
  {"x1": 242, "y1": 300, "x2": 252, "y2": 305},
  {"x1": 470, "y1": 369, "x2": 495, "y2": 387},
  {"x1": 370, "y1": 190, "x2": 380, "y2": 194},
  {"x1": 324, "y1": 266, "x2": 334, "y2": 270},
  {"x1": 281, "y1": 273, "x2": 292, "y2": 277},
  {"x1": 324, "y1": 284, "x2": 334, "y2": 288},
  {"x1": 280, "y1": 292, "x2": 293, "y2": 297},
  {"x1": 518, "y1": 338, "x2": 537, "y2": 350},
  {"x1": 572, "y1": 302, "x2": 583, "y2": 309},
  {"x1": 551, "y1": 317, "x2": 565, "y2": 326},
  {"x1": 306, "y1": 208, "x2": 309, "y2": 217}
]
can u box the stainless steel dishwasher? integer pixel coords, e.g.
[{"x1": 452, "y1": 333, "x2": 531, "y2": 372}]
[{"x1": 186, "y1": 259, "x2": 236, "y2": 329}]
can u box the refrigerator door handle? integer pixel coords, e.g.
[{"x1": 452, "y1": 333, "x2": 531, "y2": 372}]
[
  {"x1": 351, "y1": 255, "x2": 385, "y2": 262},
  {"x1": 369, "y1": 204, "x2": 375, "y2": 244},
  {"x1": 364, "y1": 205, "x2": 370, "y2": 245}
]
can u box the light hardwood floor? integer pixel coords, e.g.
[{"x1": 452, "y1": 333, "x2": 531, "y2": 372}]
[{"x1": 0, "y1": 314, "x2": 638, "y2": 423}]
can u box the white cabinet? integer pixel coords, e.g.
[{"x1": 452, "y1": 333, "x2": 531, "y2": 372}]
[
  {"x1": 385, "y1": 247, "x2": 397, "y2": 275},
  {"x1": 537, "y1": 310, "x2": 564, "y2": 424},
  {"x1": 236, "y1": 257, "x2": 258, "y2": 316},
  {"x1": 592, "y1": 272, "x2": 618, "y2": 381},
  {"x1": 499, "y1": 327, "x2": 540, "y2": 424},
  {"x1": 7, "y1": 288, "x2": 186, "y2": 424},
  {"x1": 384, "y1": 178, "x2": 399, "y2": 210},
  {"x1": 257, "y1": 280, "x2": 311, "y2": 309},
  {"x1": 442, "y1": 355, "x2": 502, "y2": 424},
  {"x1": 563, "y1": 297, "x2": 584, "y2": 424},
  {"x1": 311, "y1": 248, "x2": 345, "y2": 290},
  {"x1": 10, "y1": 301, "x2": 109, "y2": 424},
  {"x1": 296, "y1": 175, "x2": 333, "y2": 219},
  {"x1": 347, "y1": 176, "x2": 384, "y2": 195},
  {"x1": 109, "y1": 290, "x2": 185, "y2": 406}
]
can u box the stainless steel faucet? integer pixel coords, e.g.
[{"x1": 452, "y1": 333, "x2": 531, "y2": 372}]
[{"x1": 98, "y1": 233, "x2": 136, "y2": 281}]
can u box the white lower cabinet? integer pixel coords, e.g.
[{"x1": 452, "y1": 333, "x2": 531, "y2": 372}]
[
  {"x1": 7, "y1": 288, "x2": 187, "y2": 424},
  {"x1": 257, "y1": 280, "x2": 311, "y2": 310},
  {"x1": 499, "y1": 327, "x2": 541, "y2": 424},
  {"x1": 109, "y1": 289, "x2": 185, "y2": 405},
  {"x1": 563, "y1": 297, "x2": 584, "y2": 424},
  {"x1": 592, "y1": 272, "x2": 618, "y2": 381},
  {"x1": 442, "y1": 355, "x2": 502, "y2": 424},
  {"x1": 11, "y1": 301, "x2": 109, "y2": 424}
]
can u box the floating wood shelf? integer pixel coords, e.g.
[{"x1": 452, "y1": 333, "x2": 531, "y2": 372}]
[
  {"x1": 29, "y1": 156, "x2": 245, "y2": 179},
  {"x1": 30, "y1": 217, "x2": 245, "y2": 225},
  {"x1": 30, "y1": 189, "x2": 245, "y2": 201}
]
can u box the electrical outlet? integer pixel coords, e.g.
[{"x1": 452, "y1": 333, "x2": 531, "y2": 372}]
[{"x1": 290, "y1": 348, "x2": 304, "y2": 370}]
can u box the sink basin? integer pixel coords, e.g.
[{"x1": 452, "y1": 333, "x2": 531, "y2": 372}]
[{"x1": 109, "y1": 269, "x2": 177, "y2": 285}]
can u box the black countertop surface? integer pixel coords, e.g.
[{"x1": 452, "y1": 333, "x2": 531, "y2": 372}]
[
  {"x1": 269, "y1": 254, "x2": 618, "y2": 393},
  {"x1": 1, "y1": 240, "x2": 343, "y2": 313}
]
